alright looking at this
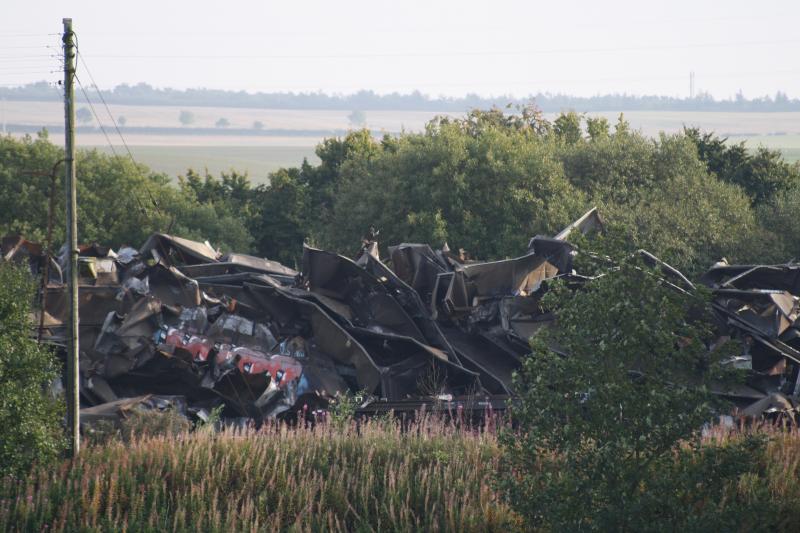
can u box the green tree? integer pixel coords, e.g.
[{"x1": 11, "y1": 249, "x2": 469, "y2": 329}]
[
  {"x1": 605, "y1": 135, "x2": 761, "y2": 272},
  {"x1": 215, "y1": 117, "x2": 230, "y2": 128},
  {"x1": 614, "y1": 112, "x2": 630, "y2": 136},
  {"x1": 249, "y1": 168, "x2": 309, "y2": 266},
  {"x1": 322, "y1": 114, "x2": 584, "y2": 257},
  {"x1": 0, "y1": 262, "x2": 64, "y2": 477},
  {"x1": 560, "y1": 131, "x2": 762, "y2": 273},
  {"x1": 117, "y1": 115, "x2": 127, "y2": 128},
  {"x1": 498, "y1": 247, "x2": 771, "y2": 531},
  {"x1": 0, "y1": 134, "x2": 253, "y2": 253},
  {"x1": 76, "y1": 107, "x2": 92, "y2": 125},
  {"x1": 348, "y1": 109, "x2": 366, "y2": 127},
  {"x1": 586, "y1": 115, "x2": 609, "y2": 141},
  {"x1": 0, "y1": 131, "x2": 65, "y2": 243},
  {"x1": 553, "y1": 111, "x2": 583, "y2": 143},
  {"x1": 684, "y1": 127, "x2": 800, "y2": 205},
  {"x1": 178, "y1": 110, "x2": 195, "y2": 126},
  {"x1": 756, "y1": 186, "x2": 800, "y2": 262}
]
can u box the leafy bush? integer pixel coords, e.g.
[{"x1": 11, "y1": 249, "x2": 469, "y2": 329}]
[
  {"x1": 498, "y1": 246, "x2": 774, "y2": 531},
  {"x1": 0, "y1": 262, "x2": 64, "y2": 478}
]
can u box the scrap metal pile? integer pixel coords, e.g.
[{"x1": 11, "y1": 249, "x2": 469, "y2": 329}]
[{"x1": 2, "y1": 207, "x2": 798, "y2": 424}]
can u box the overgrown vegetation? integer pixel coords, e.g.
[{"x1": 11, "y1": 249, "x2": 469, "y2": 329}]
[
  {"x1": 2, "y1": 109, "x2": 800, "y2": 529},
  {"x1": 2, "y1": 416, "x2": 799, "y2": 532},
  {"x1": 2, "y1": 108, "x2": 798, "y2": 275},
  {"x1": 1, "y1": 417, "x2": 515, "y2": 532},
  {"x1": 0, "y1": 263, "x2": 64, "y2": 478},
  {"x1": 498, "y1": 243, "x2": 777, "y2": 531}
]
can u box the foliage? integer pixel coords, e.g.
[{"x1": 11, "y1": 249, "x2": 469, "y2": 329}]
[
  {"x1": 3, "y1": 414, "x2": 800, "y2": 531},
  {"x1": 553, "y1": 110, "x2": 583, "y2": 143},
  {"x1": 252, "y1": 120, "x2": 264, "y2": 130},
  {"x1": 320, "y1": 115, "x2": 584, "y2": 258},
  {"x1": 586, "y1": 116, "x2": 609, "y2": 141},
  {"x1": 347, "y1": 109, "x2": 366, "y2": 127},
  {"x1": 498, "y1": 248, "x2": 772, "y2": 531},
  {"x1": 248, "y1": 130, "x2": 379, "y2": 263},
  {"x1": 685, "y1": 127, "x2": 800, "y2": 205},
  {"x1": 76, "y1": 107, "x2": 92, "y2": 125},
  {"x1": 178, "y1": 110, "x2": 195, "y2": 126},
  {"x1": 0, "y1": 133, "x2": 252, "y2": 252},
  {"x1": 116, "y1": 115, "x2": 126, "y2": 127},
  {"x1": 755, "y1": 186, "x2": 800, "y2": 262},
  {"x1": 214, "y1": 117, "x2": 230, "y2": 128},
  {"x1": 327, "y1": 389, "x2": 366, "y2": 429},
  {"x1": 1, "y1": 416, "x2": 516, "y2": 532},
  {"x1": 245, "y1": 108, "x2": 798, "y2": 270},
  {"x1": 0, "y1": 262, "x2": 64, "y2": 478},
  {"x1": 4, "y1": 106, "x2": 800, "y2": 275},
  {"x1": 248, "y1": 168, "x2": 309, "y2": 266},
  {"x1": 560, "y1": 127, "x2": 765, "y2": 274}
]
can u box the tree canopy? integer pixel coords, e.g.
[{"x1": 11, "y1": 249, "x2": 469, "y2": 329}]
[{"x1": 1, "y1": 108, "x2": 798, "y2": 275}]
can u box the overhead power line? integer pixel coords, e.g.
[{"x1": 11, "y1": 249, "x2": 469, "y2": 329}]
[
  {"x1": 73, "y1": 42, "x2": 163, "y2": 217},
  {"x1": 74, "y1": 74, "x2": 118, "y2": 157},
  {"x1": 81, "y1": 38, "x2": 800, "y2": 61}
]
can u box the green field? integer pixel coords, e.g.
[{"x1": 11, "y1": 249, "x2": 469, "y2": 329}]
[
  {"x1": 732, "y1": 134, "x2": 800, "y2": 163},
  {"x1": 86, "y1": 134, "x2": 797, "y2": 186},
  {"x1": 90, "y1": 145, "x2": 319, "y2": 182}
]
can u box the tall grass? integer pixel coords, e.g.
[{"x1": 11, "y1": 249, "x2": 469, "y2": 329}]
[
  {"x1": 0, "y1": 414, "x2": 518, "y2": 532},
  {"x1": 2, "y1": 416, "x2": 799, "y2": 532}
]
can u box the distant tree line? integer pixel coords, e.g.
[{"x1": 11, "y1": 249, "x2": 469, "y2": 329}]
[
  {"x1": 3, "y1": 108, "x2": 800, "y2": 275},
  {"x1": 3, "y1": 81, "x2": 799, "y2": 112}
]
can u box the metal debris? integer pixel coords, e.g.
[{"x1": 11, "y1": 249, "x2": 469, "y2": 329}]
[{"x1": 2, "y1": 206, "x2": 797, "y2": 423}]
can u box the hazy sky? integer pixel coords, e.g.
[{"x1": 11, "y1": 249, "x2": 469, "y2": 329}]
[{"x1": 3, "y1": 0, "x2": 799, "y2": 99}]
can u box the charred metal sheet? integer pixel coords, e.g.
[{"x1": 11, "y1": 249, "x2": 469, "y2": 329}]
[
  {"x1": 95, "y1": 296, "x2": 163, "y2": 378},
  {"x1": 439, "y1": 325, "x2": 517, "y2": 394},
  {"x1": 388, "y1": 243, "x2": 452, "y2": 302},
  {"x1": 443, "y1": 253, "x2": 559, "y2": 316},
  {"x1": 79, "y1": 395, "x2": 188, "y2": 427},
  {"x1": 552, "y1": 206, "x2": 604, "y2": 241},
  {"x1": 702, "y1": 264, "x2": 800, "y2": 294},
  {"x1": 146, "y1": 264, "x2": 201, "y2": 307},
  {"x1": 2, "y1": 234, "x2": 63, "y2": 284},
  {"x1": 359, "y1": 253, "x2": 461, "y2": 364},
  {"x1": 301, "y1": 246, "x2": 429, "y2": 343},
  {"x1": 11, "y1": 214, "x2": 800, "y2": 422},
  {"x1": 348, "y1": 328, "x2": 481, "y2": 400},
  {"x1": 140, "y1": 233, "x2": 220, "y2": 266},
  {"x1": 220, "y1": 252, "x2": 298, "y2": 277},
  {"x1": 526, "y1": 237, "x2": 575, "y2": 273}
]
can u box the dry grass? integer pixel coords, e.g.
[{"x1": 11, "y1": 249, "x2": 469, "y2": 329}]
[
  {"x1": 0, "y1": 414, "x2": 517, "y2": 532},
  {"x1": 2, "y1": 416, "x2": 800, "y2": 532}
]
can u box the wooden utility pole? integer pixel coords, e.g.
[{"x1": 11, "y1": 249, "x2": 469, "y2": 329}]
[{"x1": 62, "y1": 18, "x2": 80, "y2": 456}]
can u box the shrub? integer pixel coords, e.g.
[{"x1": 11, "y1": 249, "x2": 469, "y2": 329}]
[
  {"x1": 0, "y1": 262, "x2": 64, "y2": 478},
  {"x1": 498, "y1": 245, "x2": 774, "y2": 531}
]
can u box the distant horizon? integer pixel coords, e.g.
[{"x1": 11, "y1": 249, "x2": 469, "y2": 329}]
[
  {"x1": 5, "y1": 1, "x2": 798, "y2": 100},
  {"x1": 2, "y1": 80, "x2": 799, "y2": 102},
  {"x1": 3, "y1": 81, "x2": 799, "y2": 114}
]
